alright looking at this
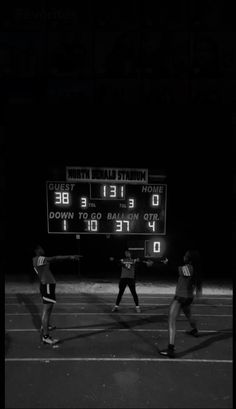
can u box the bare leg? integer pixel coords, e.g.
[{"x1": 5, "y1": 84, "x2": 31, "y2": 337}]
[
  {"x1": 168, "y1": 299, "x2": 181, "y2": 345},
  {"x1": 41, "y1": 304, "x2": 53, "y2": 336},
  {"x1": 47, "y1": 303, "x2": 54, "y2": 327},
  {"x1": 159, "y1": 299, "x2": 181, "y2": 357},
  {"x1": 182, "y1": 304, "x2": 197, "y2": 329}
]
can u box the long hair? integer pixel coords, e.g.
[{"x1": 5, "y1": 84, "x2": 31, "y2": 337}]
[
  {"x1": 185, "y1": 249, "x2": 202, "y2": 291},
  {"x1": 185, "y1": 250, "x2": 201, "y2": 266}
]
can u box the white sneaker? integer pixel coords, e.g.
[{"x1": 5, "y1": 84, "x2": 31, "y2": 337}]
[
  {"x1": 136, "y1": 306, "x2": 141, "y2": 313},
  {"x1": 112, "y1": 305, "x2": 119, "y2": 312},
  {"x1": 42, "y1": 335, "x2": 59, "y2": 345}
]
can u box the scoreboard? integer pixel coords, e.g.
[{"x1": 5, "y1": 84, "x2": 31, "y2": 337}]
[{"x1": 46, "y1": 181, "x2": 167, "y2": 235}]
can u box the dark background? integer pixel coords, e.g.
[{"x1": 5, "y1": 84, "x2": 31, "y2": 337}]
[
  {"x1": 2, "y1": 111, "x2": 232, "y2": 281},
  {"x1": 1, "y1": 1, "x2": 234, "y2": 104},
  {"x1": 1, "y1": 1, "x2": 233, "y2": 281}
]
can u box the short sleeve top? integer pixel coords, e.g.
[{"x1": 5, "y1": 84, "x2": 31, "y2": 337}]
[
  {"x1": 175, "y1": 264, "x2": 195, "y2": 298},
  {"x1": 32, "y1": 256, "x2": 56, "y2": 284}
]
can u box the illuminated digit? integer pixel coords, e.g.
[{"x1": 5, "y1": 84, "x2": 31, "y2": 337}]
[
  {"x1": 55, "y1": 192, "x2": 61, "y2": 204},
  {"x1": 115, "y1": 220, "x2": 123, "y2": 232},
  {"x1": 115, "y1": 220, "x2": 130, "y2": 232},
  {"x1": 103, "y1": 185, "x2": 107, "y2": 197},
  {"x1": 123, "y1": 220, "x2": 130, "y2": 231},
  {"x1": 128, "y1": 198, "x2": 135, "y2": 208},
  {"x1": 63, "y1": 220, "x2": 67, "y2": 231},
  {"x1": 90, "y1": 220, "x2": 98, "y2": 231},
  {"x1": 148, "y1": 221, "x2": 156, "y2": 231},
  {"x1": 86, "y1": 220, "x2": 98, "y2": 231},
  {"x1": 62, "y1": 192, "x2": 69, "y2": 204},
  {"x1": 120, "y1": 186, "x2": 124, "y2": 198},
  {"x1": 110, "y1": 185, "x2": 116, "y2": 197},
  {"x1": 152, "y1": 194, "x2": 159, "y2": 206},
  {"x1": 81, "y1": 197, "x2": 88, "y2": 208},
  {"x1": 153, "y1": 241, "x2": 160, "y2": 253},
  {"x1": 55, "y1": 192, "x2": 70, "y2": 204}
]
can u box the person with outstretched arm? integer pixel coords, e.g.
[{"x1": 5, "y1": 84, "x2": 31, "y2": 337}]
[
  {"x1": 110, "y1": 249, "x2": 164, "y2": 313},
  {"x1": 159, "y1": 249, "x2": 203, "y2": 358},
  {"x1": 32, "y1": 244, "x2": 82, "y2": 345}
]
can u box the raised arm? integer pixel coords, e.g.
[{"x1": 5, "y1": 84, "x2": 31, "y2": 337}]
[
  {"x1": 46, "y1": 255, "x2": 82, "y2": 262},
  {"x1": 109, "y1": 257, "x2": 138, "y2": 267},
  {"x1": 141, "y1": 256, "x2": 168, "y2": 267}
]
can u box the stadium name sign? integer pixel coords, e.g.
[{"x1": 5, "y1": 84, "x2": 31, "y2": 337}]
[{"x1": 66, "y1": 167, "x2": 148, "y2": 184}]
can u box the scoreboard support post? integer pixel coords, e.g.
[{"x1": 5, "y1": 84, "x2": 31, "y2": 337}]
[{"x1": 75, "y1": 234, "x2": 81, "y2": 276}]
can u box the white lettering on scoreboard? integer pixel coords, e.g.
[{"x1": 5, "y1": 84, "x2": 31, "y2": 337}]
[{"x1": 66, "y1": 167, "x2": 148, "y2": 184}]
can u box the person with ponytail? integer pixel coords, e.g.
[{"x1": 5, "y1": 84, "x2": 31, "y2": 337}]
[{"x1": 159, "y1": 249, "x2": 203, "y2": 358}]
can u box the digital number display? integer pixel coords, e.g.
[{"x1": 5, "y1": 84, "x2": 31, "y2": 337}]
[
  {"x1": 54, "y1": 191, "x2": 70, "y2": 205},
  {"x1": 145, "y1": 238, "x2": 166, "y2": 257},
  {"x1": 90, "y1": 184, "x2": 125, "y2": 199},
  {"x1": 46, "y1": 182, "x2": 167, "y2": 235}
]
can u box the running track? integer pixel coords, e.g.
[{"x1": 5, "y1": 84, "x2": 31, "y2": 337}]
[{"x1": 5, "y1": 293, "x2": 232, "y2": 408}]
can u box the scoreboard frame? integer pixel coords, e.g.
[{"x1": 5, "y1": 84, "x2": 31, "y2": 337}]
[{"x1": 46, "y1": 181, "x2": 167, "y2": 235}]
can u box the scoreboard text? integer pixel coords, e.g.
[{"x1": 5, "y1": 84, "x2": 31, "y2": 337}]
[{"x1": 46, "y1": 182, "x2": 167, "y2": 235}]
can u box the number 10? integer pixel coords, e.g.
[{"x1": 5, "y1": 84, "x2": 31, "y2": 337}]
[{"x1": 85, "y1": 220, "x2": 98, "y2": 231}]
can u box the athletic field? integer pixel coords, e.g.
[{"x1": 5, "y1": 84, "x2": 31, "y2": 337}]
[{"x1": 5, "y1": 280, "x2": 232, "y2": 408}]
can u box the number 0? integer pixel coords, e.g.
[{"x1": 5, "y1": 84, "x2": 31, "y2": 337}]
[
  {"x1": 152, "y1": 194, "x2": 159, "y2": 206},
  {"x1": 153, "y1": 242, "x2": 160, "y2": 253}
]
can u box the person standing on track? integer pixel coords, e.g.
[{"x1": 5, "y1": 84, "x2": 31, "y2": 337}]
[
  {"x1": 159, "y1": 249, "x2": 203, "y2": 358},
  {"x1": 32, "y1": 244, "x2": 81, "y2": 345},
  {"x1": 110, "y1": 250, "x2": 153, "y2": 313}
]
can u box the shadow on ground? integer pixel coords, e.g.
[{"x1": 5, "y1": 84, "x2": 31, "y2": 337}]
[
  {"x1": 16, "y1": 293, "x2": 41, "y2": 332},
  {"x1": 58, "y1": 293, "x2": 166, "y2": 351}
]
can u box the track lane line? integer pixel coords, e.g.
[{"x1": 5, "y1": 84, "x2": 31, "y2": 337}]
[
  {"x1": 5, "y1": 313, "x2": 233, "y2": 316},
  {"x1": 5, "y1": 357, "x2": 233, "y2": 363},
  {"x1": 5, "y1": 328, "x2": 232, "y2": 333},
  {"x1": 4, "y1": 302, "x2": 233, "y2": 307}
]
